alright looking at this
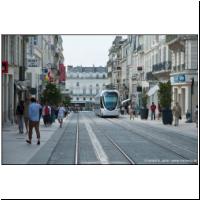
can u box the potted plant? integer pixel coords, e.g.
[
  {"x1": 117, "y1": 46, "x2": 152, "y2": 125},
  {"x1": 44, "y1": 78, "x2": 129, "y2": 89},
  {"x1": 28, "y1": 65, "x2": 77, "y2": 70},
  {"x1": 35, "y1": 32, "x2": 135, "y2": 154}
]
[
  {"x1": 158, "y1": 81, "x2": 173, "y2": 125},
  {"x1": 140, "y1": 89, "x2": 149, "y2": 119}
]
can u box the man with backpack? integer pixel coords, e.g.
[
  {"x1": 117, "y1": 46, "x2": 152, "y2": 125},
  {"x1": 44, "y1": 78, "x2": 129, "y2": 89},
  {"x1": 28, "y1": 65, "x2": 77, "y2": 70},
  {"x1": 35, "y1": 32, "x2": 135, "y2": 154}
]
[
  {"x1": 150, "y1": 102, "x2": 156, "y2": 120},
  {"x1": 42, "y1": 103, "x2": 51, "y2": 126}
]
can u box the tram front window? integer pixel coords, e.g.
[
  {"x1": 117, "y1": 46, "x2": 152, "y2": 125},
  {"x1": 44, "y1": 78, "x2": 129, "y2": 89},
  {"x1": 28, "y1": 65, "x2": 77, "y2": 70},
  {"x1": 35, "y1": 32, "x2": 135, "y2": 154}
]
[{"x1": 103, "y1": 92, "x2": 118, "y2": 110}]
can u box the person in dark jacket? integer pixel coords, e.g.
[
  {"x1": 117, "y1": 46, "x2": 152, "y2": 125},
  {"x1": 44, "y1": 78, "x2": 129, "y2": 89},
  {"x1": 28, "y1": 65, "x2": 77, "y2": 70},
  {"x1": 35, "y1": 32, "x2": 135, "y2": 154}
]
[{"x1": 16, "y1": 100, "x2": 24, "y2": 134}]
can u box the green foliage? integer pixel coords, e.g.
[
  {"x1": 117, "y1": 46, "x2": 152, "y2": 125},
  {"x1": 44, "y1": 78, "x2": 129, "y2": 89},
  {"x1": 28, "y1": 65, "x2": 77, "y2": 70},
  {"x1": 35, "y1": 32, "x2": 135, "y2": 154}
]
[
  {"x1": 158, "y1": 81, "x2": 172, "y2": 109},
  {"x1": 40, "y1": 83, "x2": 62, "y2": 106},
  {"x1": 141, "y1": 89, "x2": 148, "y2": 108},
  {"x1": 63, "y1": 95, "x2": 72, "y2": 106}
]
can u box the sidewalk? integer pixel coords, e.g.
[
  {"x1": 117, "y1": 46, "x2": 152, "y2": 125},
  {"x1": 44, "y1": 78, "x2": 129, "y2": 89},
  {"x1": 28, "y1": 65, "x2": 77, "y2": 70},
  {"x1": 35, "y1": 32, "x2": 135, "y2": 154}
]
[
  {"x1": 120, "y1": 114, "x2": 198, "y2": 138},
  {"x1": 1, "y1": 116, "x2": 69, "y2": 164}
]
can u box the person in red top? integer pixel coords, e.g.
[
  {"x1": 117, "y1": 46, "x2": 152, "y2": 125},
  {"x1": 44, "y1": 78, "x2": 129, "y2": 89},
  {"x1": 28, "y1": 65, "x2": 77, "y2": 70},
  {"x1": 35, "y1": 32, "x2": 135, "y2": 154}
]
[{"x1": 150, "y1": 102, "x2": 156, "y2": 120}]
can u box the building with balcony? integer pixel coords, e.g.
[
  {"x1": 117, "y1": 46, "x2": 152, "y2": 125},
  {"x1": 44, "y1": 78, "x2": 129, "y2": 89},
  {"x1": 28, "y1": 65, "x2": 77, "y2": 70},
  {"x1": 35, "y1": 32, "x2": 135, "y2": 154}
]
[
  {"x1": 107, "y1": 36, "x2": 123, "y2": 92},
  {"x1": 143, "y1": 35, "x2": 173, "y2": 116},
  {"x1": 105, "y1": 34, "x2": 198, "y2": 118},
  {"x1": 168, "y1": 35, "x2": 198, "y2": 119},
  {"x1": 65, "y1": 66, "x2": 108, "y2": 109}
]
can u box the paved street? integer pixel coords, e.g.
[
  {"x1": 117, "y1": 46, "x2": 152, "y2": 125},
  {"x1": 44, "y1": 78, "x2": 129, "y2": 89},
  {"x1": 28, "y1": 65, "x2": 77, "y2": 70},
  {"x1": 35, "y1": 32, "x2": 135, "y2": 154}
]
[{"x1": 2, "y1": 111, "x2": 198, "y2": 165}]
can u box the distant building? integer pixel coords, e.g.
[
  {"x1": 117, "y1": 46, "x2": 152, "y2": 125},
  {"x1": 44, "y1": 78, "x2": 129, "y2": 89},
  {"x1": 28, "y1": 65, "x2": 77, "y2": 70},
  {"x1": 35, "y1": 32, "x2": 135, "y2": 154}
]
[{"x1": 65, "y1": 65, "x2": 108, "y2": 109}]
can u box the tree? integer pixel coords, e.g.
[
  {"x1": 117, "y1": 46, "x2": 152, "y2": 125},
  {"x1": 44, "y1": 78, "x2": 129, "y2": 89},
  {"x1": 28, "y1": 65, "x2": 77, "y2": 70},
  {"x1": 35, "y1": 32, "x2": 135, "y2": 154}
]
[
  {"x1": 158, "y1": 80, "x2": 173, "y2": 125},
  {"x1": 158, "y1": 81, "x2": 172, "y2": 109},
  {"x1": 63, "y1": 95, "x2": 72, "y2": 106},
  {"x1": 40, "y1": 83, "x2": 62, "y2": 106},
  {"x1": 140, "y1": 88, "x2": 149, "y2": 119},
  {"x1": 141, "y1": 89, "x2": 148, "y2": 108}
]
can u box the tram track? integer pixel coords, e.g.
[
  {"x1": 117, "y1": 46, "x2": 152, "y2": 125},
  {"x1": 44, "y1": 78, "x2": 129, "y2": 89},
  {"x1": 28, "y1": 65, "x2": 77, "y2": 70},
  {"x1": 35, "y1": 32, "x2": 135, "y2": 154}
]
[
  {"x1": 47, "y1": 112, "x2": 80, "y2": 165},
  {"x1": 111, "y1": 117, "x2": 198, "y2": 156},
  {"x1": 74, "y1": 112, "x2": 79, "y2": 164},
  {"x1": 103, "y1": 117, "x2": 197, "y2": 162},
  {"x1": 86, "y1": 113, "x2": 136, "y2": 164}
]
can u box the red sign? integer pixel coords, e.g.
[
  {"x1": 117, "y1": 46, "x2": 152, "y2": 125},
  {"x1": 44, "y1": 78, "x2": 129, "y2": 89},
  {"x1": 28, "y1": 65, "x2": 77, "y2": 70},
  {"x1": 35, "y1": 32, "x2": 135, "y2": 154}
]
[
  {"x1": 2, "y1": 61, "x2": 8, "y2": 74},
  {"x1": 59, "y1": 64, "x2": 66, "y2": 83}
]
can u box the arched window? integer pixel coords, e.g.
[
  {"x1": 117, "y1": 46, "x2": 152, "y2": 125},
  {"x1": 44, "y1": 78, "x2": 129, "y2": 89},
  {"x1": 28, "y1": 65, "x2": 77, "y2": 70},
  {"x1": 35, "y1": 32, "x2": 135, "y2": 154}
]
[{"x1": 96, "y1": 84, "x2": 100, "y2": 94}]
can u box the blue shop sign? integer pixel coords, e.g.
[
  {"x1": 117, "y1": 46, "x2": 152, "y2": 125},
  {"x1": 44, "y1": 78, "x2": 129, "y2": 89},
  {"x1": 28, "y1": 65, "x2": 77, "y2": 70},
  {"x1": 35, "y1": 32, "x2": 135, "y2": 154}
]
[{"x1": 174, "y1": 74, "x2": 185, "y2": 83}]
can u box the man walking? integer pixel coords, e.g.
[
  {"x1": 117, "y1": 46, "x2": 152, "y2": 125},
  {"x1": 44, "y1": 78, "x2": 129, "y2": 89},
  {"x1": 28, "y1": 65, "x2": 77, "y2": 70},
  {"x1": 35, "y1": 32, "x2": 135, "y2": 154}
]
[
  {"x1": 16, "y1": 100, "x2": 25, "y2": 134},
  {"x1": 172, "y1": 102, "x2": 182, "y2": 126},
  {"x1": 26, "y1": 97, "x2": 42, "y2": 145},
  {"x1": 42, "y1": 103, "x2": 51, "y2": 126},
  {"x1": 150, "y1": 102, "x2": 156, "y2": 120},
  {"x1": 128, "y1": 104, "x2": 134, "y2": 120},
  {"x1": 24, "y1": 98, "x2": 30, "y2": 134}
]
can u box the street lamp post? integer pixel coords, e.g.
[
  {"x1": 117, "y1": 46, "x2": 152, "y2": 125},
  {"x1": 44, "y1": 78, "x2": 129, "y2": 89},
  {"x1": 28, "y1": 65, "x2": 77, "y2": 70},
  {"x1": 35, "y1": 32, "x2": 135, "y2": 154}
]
[
  {"x1": 186, "y1": 77, "x2": 194, "y2": 123},
  {"x1": 190, "y1": 77, "x2": 194, "y2": 121}
]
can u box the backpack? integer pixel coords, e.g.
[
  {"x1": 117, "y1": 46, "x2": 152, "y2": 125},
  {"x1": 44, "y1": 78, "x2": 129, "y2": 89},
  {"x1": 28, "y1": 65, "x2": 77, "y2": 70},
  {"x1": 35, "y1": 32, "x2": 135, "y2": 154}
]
[{"x1": 44, "y1": 106, "x2": 49, "y2": 115}]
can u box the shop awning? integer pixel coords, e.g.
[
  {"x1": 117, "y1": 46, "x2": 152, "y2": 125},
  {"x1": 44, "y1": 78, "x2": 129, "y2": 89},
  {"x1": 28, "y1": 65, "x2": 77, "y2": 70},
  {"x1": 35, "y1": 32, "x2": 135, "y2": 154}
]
[
  {"x1": 15, "y1": 83, "x2": 22, "y2": 90},
  {"x1": 147, "y1": 85, "x2": 159, "y2": 96},
  {"x1": 121, "y1": 99, "x2": 131, "y2": 105},
  {"x1": 15, "y1": 81, "x2": 28, "y2": 91}
]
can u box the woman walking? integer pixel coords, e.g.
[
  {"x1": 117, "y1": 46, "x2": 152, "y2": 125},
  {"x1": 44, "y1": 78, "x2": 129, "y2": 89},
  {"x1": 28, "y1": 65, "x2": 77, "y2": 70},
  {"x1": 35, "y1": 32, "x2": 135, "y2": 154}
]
[{"x1": 57, "y1": 104, "x2": 66, "y2": 128}]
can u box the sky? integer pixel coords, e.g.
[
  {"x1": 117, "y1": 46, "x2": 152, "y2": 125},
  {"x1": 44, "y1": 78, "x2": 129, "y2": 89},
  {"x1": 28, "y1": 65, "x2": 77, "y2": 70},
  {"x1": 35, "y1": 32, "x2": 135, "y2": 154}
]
[{"x1": 62, "y1": 35, "x2": 117, "y2": 67}]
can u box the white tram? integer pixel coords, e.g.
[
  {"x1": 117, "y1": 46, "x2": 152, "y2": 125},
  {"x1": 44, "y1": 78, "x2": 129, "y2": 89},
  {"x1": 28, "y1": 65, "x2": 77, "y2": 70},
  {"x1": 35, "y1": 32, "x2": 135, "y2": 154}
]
[{"x1": 94, "y1": 90, "x2": 120, "y2": 117}]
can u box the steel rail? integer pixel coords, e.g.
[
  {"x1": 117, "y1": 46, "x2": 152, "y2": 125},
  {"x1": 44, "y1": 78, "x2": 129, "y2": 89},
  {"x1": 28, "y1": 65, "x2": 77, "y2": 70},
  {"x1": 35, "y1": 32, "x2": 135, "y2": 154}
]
[
  {"x1": 87, "y1": 113, "x2": 136, "y2": 164},
  {"x1": 74, "y1": 112, "x2": 79, "y2": 164},
  {"x1": 104, "y1": 118, "x2": 194, "y2": 161}
]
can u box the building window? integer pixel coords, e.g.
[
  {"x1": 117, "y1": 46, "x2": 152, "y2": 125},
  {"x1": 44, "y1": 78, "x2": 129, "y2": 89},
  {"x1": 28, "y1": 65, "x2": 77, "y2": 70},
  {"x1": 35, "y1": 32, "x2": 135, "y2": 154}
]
[
  {"x1": 83, "y1": 87, "x2": 86, "y2": 95},
  {"x1": 96, "y1": 88, "x2": 100, "y2": 94},
  {"x1": 83, "y1": 97, "x2": 86, "y2": 101},
  {"x1": 76, "y1": 82, "x2": 79, "y2": 86},
  {"x1": 90, "y1": 97, "x2": 92, "y2": 101},
  {"x1": 33, "y1": 36, "x2": 38, "y2": 45},
  {"x1": 76, "y1": 97, "x2": 79, "y2": 101},
  {"x1": 89, "y1": 85, "x2": 92, "y2": 95},
  {"x1": 103, "y1": 74, "x2": 105, "y2": 78}
]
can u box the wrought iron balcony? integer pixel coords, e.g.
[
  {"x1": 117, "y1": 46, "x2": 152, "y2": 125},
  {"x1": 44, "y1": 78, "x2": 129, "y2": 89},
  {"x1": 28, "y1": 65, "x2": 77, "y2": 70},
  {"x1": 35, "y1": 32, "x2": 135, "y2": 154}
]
[
  {"x1": 152, "y1": 61, "x2": 172, "y2": 72},
  {"x1": 166, "y1": 35, "x2": 178, "y2": 43},
  {"x1": 146, "y1": 72, "x2": 157, "y2": 81}
]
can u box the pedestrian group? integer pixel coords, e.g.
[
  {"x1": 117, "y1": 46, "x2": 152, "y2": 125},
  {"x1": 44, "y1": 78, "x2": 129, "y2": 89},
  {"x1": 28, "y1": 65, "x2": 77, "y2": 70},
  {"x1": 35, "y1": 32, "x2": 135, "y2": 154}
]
[{"x1": 15, "y1": 97, "x2": 69, "y2": 145}]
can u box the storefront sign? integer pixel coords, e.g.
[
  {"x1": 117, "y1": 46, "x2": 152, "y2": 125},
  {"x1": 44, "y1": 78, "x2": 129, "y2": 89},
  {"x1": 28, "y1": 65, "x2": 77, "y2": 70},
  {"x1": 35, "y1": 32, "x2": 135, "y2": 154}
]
[
  {"x1": 173, "y1": 74, "x2": 185, "y2": 83},
  {"x1": 27, "y1": 58, "x2": 38, "y2": 67}
]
